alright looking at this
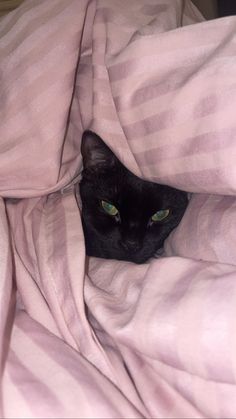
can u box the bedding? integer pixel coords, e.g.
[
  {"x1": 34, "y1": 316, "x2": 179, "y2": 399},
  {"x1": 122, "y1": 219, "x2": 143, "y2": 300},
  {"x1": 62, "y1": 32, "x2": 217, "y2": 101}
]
[{"x1": 1, "y1": 0, "x2": 236, "y2": 417}]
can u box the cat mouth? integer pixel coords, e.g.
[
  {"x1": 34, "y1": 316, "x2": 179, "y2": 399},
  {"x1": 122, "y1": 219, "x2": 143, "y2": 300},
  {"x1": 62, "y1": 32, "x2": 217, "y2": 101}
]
[
  {"x1": 85, "y1": 235, "x2": 163, "y2": 264},
  {"x1": 117, "y1": 241, "x2": 165, "y2": 263},
  {"x1": 86, "y1": 244, "x2": 153, "y2": 264}
]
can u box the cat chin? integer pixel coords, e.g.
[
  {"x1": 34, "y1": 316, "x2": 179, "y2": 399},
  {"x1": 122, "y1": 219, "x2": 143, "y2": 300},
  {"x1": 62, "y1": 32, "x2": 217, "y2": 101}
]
[
  {"x1": 85, "y1": 241, "x2": 157, "y2": 264},
  {"x1": 86, "y1": 250, "x2": 151, "y2": 264}
]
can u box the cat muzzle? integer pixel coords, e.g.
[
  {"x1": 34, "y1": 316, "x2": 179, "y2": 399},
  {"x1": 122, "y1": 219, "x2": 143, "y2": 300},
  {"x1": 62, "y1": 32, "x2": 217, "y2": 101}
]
[{"x1": 120, "y1": 238, "x2": 142, "y2": 253}]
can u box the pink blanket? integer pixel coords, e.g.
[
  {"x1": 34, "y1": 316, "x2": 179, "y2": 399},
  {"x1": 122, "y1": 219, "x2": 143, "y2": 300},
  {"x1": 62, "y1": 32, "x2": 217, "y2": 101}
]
[{"x1": 1, "y1": 1, "x2": 236, "y2": 417}]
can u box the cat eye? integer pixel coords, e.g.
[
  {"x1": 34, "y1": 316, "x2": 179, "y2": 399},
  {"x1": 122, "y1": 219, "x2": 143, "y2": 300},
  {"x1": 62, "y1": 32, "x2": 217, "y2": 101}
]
[
  {"x1": 151, "y1": 209, "x2": 170, "y2": 222},
  {"x1": 101, "y1": 200, "x2": 119, "y2": 216}
]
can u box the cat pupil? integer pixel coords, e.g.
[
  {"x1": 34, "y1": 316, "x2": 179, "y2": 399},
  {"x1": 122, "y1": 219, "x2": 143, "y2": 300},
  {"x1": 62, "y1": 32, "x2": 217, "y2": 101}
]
[
  {"x1": 101, "y1": 200, "x2": 119, "y2": 216},
  {"x1": 151, "y1": 209, "x2": 170, "y2": 222},
  {"x1": 79, "y1": 130, "x2": 188, "y2": 264}
]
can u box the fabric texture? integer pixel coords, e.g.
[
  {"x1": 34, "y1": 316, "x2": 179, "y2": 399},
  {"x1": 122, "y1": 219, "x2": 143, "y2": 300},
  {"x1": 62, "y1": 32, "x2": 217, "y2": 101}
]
[
  {"x1": 1, "y1": 1, "x2": 236, "y2": 417},
  {"x1": 0, "y1": 0, "x2": 24, "y2": 17}
]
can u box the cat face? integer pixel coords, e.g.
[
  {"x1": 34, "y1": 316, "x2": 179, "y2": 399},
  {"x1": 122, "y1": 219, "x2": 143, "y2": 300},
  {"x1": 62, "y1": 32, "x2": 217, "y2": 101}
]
[{"x1": 79, "y1": 131, "x2": 188, "y2": 264}]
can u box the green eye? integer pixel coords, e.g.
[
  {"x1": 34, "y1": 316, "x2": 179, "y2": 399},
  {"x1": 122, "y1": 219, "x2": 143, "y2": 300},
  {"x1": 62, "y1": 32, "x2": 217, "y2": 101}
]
[
  {"x1": 101, "y1": 200, "x2": 119, "y2": 216},
  {"x1": 151, "y1": 209, "x2": 170, "y2": 222}
]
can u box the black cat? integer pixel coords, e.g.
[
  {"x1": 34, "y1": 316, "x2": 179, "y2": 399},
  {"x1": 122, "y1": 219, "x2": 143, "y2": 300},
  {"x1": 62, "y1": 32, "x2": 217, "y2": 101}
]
[{"x1": 79, "y1": 131, "x2": 188, "y2": 264}]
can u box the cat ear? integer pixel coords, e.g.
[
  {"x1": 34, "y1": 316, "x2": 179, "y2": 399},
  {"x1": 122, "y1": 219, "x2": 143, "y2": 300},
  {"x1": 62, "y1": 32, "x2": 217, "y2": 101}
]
[{"x1": 81, "y1": 130, "x2": 117, "y2": 171}]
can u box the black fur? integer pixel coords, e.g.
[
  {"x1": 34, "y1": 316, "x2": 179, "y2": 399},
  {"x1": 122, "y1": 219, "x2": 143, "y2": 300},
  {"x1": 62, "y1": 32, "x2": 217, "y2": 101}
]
[{"x1": 80, "y1": 131, "x2": 188, "y2": 264}]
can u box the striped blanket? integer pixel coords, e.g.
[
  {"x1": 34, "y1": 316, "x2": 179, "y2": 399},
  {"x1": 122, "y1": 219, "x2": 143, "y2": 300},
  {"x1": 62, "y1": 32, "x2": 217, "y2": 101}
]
[{"x1": 1, "y1": 1, "x2": 236, "y2": 417}]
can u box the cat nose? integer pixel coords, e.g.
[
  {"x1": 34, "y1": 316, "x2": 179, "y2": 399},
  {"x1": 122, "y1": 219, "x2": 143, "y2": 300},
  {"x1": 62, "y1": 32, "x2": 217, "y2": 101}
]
[{"x1": 121, "y1": 238, "x2": 141, "y2": 253}]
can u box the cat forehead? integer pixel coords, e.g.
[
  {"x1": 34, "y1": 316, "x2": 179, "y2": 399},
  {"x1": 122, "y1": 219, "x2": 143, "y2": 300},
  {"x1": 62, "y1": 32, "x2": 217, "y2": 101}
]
[{"x1": 99, "y1": 169, "x2": 164, "y2": 203}]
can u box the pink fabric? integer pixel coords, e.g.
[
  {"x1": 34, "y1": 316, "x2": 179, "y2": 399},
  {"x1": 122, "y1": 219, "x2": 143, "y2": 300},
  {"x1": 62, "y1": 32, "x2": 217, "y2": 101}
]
[{"x1": 1, "y1": 0, "x2": 236, "y2": 417}]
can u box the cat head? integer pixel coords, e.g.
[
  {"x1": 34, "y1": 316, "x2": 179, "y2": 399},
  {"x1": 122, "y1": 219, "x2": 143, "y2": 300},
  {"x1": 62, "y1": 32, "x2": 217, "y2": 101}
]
[{"x1": 80, "y1": 130, "x2": 188, "y2": 264}]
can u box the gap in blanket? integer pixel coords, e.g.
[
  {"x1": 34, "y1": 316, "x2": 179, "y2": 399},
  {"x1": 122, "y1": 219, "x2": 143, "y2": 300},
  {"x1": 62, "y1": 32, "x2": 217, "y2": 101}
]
[{"x1": 79, "y1": 131, "x2": 189, "y2": 264}]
